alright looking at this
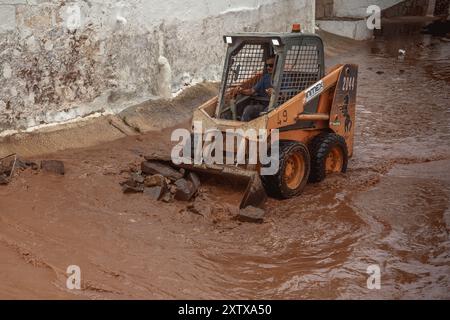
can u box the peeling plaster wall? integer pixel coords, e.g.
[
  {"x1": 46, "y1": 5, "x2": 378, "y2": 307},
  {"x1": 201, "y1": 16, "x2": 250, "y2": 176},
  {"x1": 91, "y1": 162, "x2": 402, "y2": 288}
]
[{"x1": 0, "y1": 0, "x2": 314, "y2": 133}]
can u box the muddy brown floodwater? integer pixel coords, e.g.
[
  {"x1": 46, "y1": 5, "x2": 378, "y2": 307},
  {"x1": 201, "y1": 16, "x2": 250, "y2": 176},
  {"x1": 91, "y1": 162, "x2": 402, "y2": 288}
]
[{"x1": 0, "y1": 19, "x2": 449, "y2": 299}]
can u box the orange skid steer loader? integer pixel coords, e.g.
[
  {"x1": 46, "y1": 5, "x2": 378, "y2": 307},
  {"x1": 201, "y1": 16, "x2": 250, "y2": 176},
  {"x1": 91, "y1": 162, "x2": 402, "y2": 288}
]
[{"x1": 168, "y1": 25, "x2": 358, "y2": 216}]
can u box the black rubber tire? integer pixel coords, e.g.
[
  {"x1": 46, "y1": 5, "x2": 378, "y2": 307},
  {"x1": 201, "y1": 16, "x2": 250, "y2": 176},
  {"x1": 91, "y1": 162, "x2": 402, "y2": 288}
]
[
  {"x1": 308, "y1": 132, "x2": 348, "y2": 183},
  {"x1": 262, "y1": 141, "x2": 311, "y2": 199}
]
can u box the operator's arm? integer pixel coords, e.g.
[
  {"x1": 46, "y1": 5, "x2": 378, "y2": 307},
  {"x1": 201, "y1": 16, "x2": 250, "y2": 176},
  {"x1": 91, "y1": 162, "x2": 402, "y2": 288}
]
[
  {"x1": 238, "y1": 87, "x2": 256, "y2": 96},
  {"x1": 238, "y1": 75, "x2": 265, "y2": 96},
  {"x1": 238, "y1": 74, "x2": 273, "y2": 96}
]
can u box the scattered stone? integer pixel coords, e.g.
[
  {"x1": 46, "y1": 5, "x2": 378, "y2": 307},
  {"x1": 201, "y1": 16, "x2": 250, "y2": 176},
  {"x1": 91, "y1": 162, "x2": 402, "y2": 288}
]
[
  {"x1": 121, "y1": 173, "x2": 144, "y2": 187},
  {"x1": 0, "y1": 165, "x2": 10, "y2": 176},
  {"x1": 130, "y1": 172, "x2": 144, "y2": 184},
  {"x1": 29, "y1": 162, "x2": 39, "y2": 170},
  {"x1": 120, "y1": 179, "x2": 136, "y2": 188},
  {"x1": 17, "y1": 159, "x2": 38, "y2": 170},
  {"x1": 12, "y1": 158, "x2": 27, "y2": 170},
  {"x1": 0, "y1": 160, "x2": 13, "y2": 176},
  {"x1": 144, "y1": 174, "x2": 166, "y2": 187},
  {"x1": 41, "y1": 160, "x2": 65, "y2": 175},
  {"x1": 169, "y1": 184, "x2": 177, "y2": 194},
  {"x1": 238, "y1": 206, "x2": 266, "y2": 223},
  {"x1": 174, "y1": 178, "x2": 196, "y2": 201},
  {"x1": 376, "y1": 71, "x2": 384, "y2": 75},
  {"x1": 187, "y1": 201, "x2": 212, "y2": 217},
  {"x1": 161, "y1": 192, "x2": 173, "y2": 203},
  {"x1": 0, "y1": 174, "x2": 9, "y2": 185},
  {"x1": 187, "y1": 172, "x2": 201, "y2": 193},
  {"x1": 144, "y1": 185, "x2": 167, "y2": 200},
  {"x1": 122, "y1": 184, "x2": 144, "y2": 194},
  {"x1": 141, "y1": 161, "x2": 183, "y2": 181},
  {"x1": 144, "y1": 153, "x2": 171, "y2": 162}
]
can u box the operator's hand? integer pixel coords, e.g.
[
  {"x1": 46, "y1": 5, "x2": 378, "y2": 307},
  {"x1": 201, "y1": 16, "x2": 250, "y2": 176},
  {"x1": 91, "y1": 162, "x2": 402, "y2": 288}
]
[
  {"x1": 265, "y1": 88, "x2": 273, "y2": 96},
  {"x1": 234, "y1": 86, "x2": 242, "y2": 97}
]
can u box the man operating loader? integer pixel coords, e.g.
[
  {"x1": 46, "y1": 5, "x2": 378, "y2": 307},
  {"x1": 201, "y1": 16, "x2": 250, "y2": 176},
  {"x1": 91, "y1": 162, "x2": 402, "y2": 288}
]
[{"x1": 237, "y1": 55, "x2": 275, "y2": 121}]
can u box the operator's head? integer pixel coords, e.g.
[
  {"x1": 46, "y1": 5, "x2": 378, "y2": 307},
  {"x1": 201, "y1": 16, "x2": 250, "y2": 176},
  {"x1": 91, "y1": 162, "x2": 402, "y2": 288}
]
[{"x1": 266, "y1": 56, "x2": 275, "y2": 74}]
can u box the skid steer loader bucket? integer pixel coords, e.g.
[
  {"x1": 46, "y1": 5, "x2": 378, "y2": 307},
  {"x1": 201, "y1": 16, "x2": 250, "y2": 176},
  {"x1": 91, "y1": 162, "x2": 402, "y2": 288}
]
[
  {"x1": 174, "y1": 162, "x2": 267, "y2": 210},
  {"x1": 145, "y1": 154, "x2": 267, "y2": 209},
  {"x1": 143, "y1": 154, "x2": 267, "y2": 214}
]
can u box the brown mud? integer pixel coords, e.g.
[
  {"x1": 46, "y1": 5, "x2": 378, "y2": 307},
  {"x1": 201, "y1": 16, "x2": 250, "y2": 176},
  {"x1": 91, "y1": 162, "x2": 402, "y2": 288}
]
[{"x1": 0, "y1": 18, "x2": 449, "y2": 299}]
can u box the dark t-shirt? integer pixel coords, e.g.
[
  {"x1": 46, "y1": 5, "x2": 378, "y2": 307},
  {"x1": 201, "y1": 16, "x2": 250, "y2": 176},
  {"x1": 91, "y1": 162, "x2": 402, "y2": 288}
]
[{"x1": 253, "y1": 73, "x2": 272, "y2": 97}]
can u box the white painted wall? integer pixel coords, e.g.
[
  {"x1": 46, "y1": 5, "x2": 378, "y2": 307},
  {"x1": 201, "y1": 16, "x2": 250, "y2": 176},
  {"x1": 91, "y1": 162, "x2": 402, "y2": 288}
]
[
  {"x1": 0, "y1": 0, "x2": 314, "y2": 133},
  {"x1": 317, "y1": 20, "x2": 373, "y2": 40}
]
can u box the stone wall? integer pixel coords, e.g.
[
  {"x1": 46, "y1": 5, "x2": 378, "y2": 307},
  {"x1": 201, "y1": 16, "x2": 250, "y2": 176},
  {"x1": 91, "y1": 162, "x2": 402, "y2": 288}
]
[{"x1": 0, "y1": 0, "x2": 314, "y2": 134}]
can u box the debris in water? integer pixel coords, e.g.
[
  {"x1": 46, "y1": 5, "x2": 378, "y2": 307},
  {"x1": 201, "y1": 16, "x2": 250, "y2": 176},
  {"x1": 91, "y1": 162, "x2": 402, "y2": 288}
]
[
  {"x1": 144, "y1": 185, "x2": 167, "y2": 200},
  {"x1": 0, "y1": 174, "x2": 9, "y2": 185},
  {"x1": 238, "y1": 206, "x2": 266, "y2": 223},
  {"x1": 186, "y1": 172, "x2": 200, "y2": 192},
  {"x1": 122, "y1": 184, "x2": 144, "y2": 194},
  {"x1": 41, "y1": 160, "x2": 65, "y2": 175},
  {"x1": 121, "y1": 160, "x2": 201, "y2": 204},
  {"x1": 141, "y1": 160, "x2": 183, "y2": 181},
  {"x1": 144, "y1": 174, "x2": 166, "y2": 188},
  {"x1": 0, "y1": 154, "x2": 17, "y2": 185},
  {"x1": 174, "y1": 178, "x2": 196, "y2": 201}
]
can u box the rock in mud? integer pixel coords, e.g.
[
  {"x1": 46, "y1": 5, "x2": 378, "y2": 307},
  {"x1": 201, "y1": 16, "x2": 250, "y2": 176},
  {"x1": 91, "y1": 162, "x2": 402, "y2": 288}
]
[
  {"x1": 41, "y1": 160, "x2": 65, "y2": 175},
  {"x1": 14, "y1": 158, "x2": 38, "y2": 170},
  {"x1": 122, "y1": 184, "x2": 144, "y2": 194},
  {"x1": 0, "y1": 174, "x2": 9, "y2": 185},
  {"x1": 144, "y1": 174, "x2": 166, "y2": 187},
  {"x1": 161, "y1": 192, "x2": 173, "y2": 203},
  {"x1": 187, "y1": 172, "x2": 201, "y2": 192},
  {"x1": 169, "y1": 184, "x2": 177, "y2": 194},
  {"x1": 0, "y1": 160, "x2": 13, "y2": 176},
  {"x1": 144, "y1": 185, "x2": 167, "y2": 200},
  {"x1": 131, "y1": 173, "x2": 144, "y2": 184},
  {"x1": 187, "y1": 201, "x2": 212, "y2": 218},
  {"x1": 141, "y1": 161, "x2": 183, "y2": 181},
  {"x1": 120, "y1": 173, "x2": 144, "y2": 187},
  {"x1": 238, "y1": 206, "x2": 266, "y2": 223},
  {"x1": 0, "y1": 166, "x2": 10, "y2": 177},
  {"x1": 174, "y1": 178, "x2": 196, "y2": 201}
]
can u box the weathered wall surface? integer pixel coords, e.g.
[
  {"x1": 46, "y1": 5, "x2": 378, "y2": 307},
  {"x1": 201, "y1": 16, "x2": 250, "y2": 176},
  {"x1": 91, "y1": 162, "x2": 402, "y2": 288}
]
[
  {"x1": 332, "y1": 0, "x2": 404, "y2": 18},
  {"x1": 0, "y1": 0, "x2": 314, "y2": 134}
]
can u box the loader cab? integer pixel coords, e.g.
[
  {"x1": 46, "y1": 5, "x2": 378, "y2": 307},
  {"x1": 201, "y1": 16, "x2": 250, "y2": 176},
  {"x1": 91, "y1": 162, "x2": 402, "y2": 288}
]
[{"x1": 216, "y1": 32, "x2": 325, "y2": 121}]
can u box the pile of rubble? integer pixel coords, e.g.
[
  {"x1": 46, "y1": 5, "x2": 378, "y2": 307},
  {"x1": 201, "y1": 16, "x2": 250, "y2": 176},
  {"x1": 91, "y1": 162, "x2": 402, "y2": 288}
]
[
  {"x1": 120, "y1": 158, "x2": 267, "y2": 223},
  {"x1": 0, "y1": 154, "x2": 65, "y2": 185},
  {"x1": 120, "y1": 160, "x2": 201, "y2": 203}
]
